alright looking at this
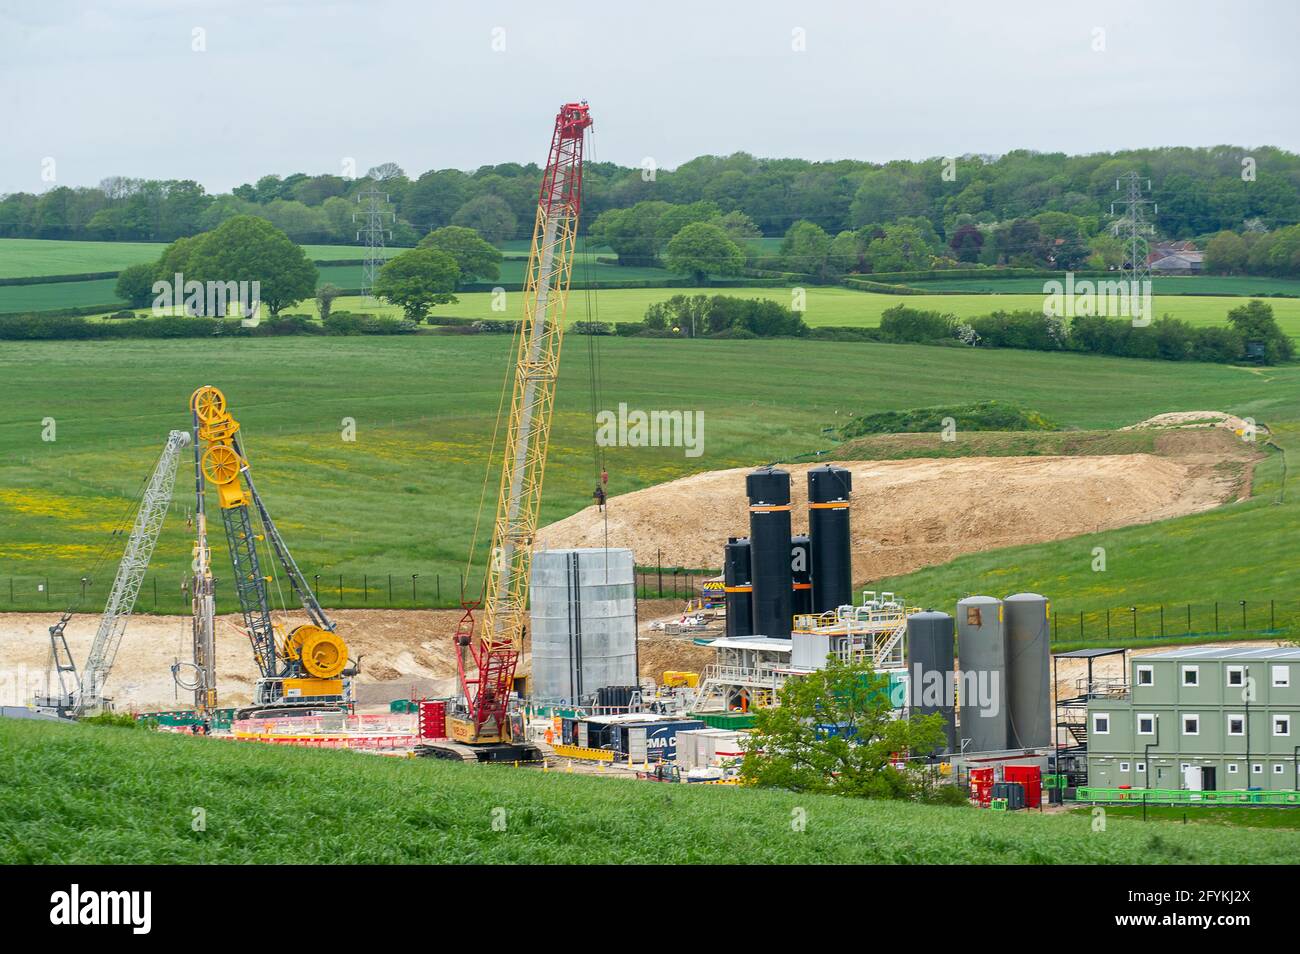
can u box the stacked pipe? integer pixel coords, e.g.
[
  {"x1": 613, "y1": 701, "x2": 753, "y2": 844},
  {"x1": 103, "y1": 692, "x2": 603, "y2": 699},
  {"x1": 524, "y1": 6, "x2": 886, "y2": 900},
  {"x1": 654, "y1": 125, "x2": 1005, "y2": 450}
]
[
  {"x1": 723, "y1": 537, "x2": 753, "y2": 639},
  {"x1": 807, "y1": 465, "x2": 852, "y2": 613},
  {"x1": 746, "y1": 467, "x2": 793, "y2": 638}
]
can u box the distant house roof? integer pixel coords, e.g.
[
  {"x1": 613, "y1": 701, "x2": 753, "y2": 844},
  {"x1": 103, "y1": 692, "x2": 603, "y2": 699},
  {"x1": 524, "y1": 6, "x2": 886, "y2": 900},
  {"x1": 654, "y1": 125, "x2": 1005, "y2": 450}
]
[
  {"x1": 1150, "y1": 252, "x2": 1204, "y2": 271},
  {"x1": 1151, "y1": 240, "x2": 1199, "y2": 255}
]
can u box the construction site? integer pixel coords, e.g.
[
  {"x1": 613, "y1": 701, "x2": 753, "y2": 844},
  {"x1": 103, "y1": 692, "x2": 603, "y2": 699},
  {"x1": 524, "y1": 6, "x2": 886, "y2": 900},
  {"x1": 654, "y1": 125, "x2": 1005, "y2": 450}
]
[{"x1": 3, "y1": 100, "x2": 1297, "y2": 816}]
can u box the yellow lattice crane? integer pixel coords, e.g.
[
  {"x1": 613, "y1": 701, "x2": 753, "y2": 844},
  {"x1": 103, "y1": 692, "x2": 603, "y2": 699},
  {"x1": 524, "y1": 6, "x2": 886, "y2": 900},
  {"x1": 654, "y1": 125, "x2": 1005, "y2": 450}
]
[{"x1": 448, "y1": 102, "x2": 593, "y2": 747}]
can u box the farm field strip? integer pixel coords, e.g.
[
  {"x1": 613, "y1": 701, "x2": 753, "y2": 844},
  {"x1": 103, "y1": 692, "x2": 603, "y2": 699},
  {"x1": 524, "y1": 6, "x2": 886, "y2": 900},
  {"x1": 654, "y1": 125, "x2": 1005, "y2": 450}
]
[{"x1": 0, "y1": 334, "x2": 1293, "y2": 611}]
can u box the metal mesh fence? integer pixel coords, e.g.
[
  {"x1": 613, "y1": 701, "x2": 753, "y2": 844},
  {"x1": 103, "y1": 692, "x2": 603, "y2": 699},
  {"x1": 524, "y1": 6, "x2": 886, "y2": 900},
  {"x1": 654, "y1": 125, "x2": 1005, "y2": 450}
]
[{"x1": 3, "y1": 568, "x2": 1295, "y2": 647}]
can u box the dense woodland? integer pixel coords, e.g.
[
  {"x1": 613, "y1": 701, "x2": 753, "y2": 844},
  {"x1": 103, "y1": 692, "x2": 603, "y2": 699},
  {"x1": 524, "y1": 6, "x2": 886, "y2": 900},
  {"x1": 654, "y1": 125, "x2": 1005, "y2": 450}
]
[{"x1": 3, "y1": 146, "x2": 1300, "y2": 277}]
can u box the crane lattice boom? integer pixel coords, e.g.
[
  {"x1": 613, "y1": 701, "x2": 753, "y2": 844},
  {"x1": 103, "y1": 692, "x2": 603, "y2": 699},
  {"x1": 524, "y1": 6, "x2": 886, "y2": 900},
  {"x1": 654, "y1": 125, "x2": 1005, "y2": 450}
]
[
  {"x1": 454, "y1": 101, "x2": 592, "y2": 744},
  {"x1": 56, "y1": 429, "x2": 190, "y2": 716}
]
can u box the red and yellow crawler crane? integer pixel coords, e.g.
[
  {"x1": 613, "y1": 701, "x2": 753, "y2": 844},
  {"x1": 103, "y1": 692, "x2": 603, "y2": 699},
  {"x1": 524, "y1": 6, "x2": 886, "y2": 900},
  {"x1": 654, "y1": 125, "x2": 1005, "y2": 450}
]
[{"x1": 441, "y1": 101, "x2": 593, "y2": 757}]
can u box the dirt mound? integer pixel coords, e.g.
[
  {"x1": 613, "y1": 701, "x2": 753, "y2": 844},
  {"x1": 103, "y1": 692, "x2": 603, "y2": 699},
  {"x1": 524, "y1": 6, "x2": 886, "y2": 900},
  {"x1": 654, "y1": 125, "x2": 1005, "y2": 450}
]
[
  {"x1": 1123, "y1": 410, "x2": 1266, "y2": 435},
  {"x1": 539, "y1": 449, "x2": 1255, "y2": 581},
  {"x1": 0, "y1": 608, "x2": 466, "y2": 710}
]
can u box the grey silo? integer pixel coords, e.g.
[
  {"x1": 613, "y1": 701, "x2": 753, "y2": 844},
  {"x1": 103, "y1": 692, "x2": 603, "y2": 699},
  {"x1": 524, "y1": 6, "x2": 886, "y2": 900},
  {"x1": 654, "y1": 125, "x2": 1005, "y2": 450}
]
[
  {"x1": 1004, "y1": 593, "x2": 1051, "y2": 748},
  {"x1": 955, "y1": 595, "x2": 1008, "y2": 753},
  {"x1": 906, "y1": 610, "x2": 957, "y2": 753}
]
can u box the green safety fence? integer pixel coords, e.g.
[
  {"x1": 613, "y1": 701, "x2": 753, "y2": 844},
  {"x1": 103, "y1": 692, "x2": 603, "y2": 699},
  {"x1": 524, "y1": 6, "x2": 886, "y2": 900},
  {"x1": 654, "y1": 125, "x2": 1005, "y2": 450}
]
[{"x1": 1076, "y1": 787, "x2": 1300, "y2": 805}]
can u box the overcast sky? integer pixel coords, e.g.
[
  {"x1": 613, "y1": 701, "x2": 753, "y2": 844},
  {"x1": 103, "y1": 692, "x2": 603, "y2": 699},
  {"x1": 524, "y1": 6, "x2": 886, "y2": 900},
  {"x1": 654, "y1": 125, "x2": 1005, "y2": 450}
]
[{"x1": 1, "y1": 0, "x2": 1297, "y2": 194}]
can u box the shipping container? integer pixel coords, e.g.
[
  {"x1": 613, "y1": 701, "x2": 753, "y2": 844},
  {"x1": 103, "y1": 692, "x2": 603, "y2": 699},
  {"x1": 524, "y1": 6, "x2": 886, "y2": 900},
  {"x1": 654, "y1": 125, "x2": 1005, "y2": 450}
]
[
  {"x1": 612, "y1": 719, "x2": 705, "y2": 762},
  {"x1": 676, "y1": 728, "x2": 747, "y2": 771}
]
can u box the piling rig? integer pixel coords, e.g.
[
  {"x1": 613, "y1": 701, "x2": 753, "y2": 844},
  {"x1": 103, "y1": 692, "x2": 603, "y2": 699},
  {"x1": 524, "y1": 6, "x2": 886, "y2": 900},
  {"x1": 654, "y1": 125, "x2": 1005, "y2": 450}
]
[{"x1": 187, "y1": 385, "x2": 357, "y2": 719}]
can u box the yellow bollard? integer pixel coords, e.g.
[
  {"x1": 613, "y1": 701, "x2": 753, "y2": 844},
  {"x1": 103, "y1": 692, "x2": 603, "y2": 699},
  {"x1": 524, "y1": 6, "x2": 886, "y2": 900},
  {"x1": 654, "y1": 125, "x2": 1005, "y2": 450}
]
[{"x1": 567, "y1": 760, "x2": 573, "y2": 773}]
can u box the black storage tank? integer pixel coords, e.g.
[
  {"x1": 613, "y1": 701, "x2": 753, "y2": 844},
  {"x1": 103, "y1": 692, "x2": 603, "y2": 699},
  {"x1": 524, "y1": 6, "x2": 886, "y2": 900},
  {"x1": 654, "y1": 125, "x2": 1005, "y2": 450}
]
[
  {"x1": 723, "y1": 537, "x2": 753, "y2": 639},
  {"x1": 808, "y1": 465, "x2": 852, "y2": 613},
  {"x1": 791, "y1": 535, "x2": 812, "y2": 618},
  {"x1": 746, "y1": 467, "x2": 793, "y2": 638},
  {"x1": 906, "y1": 610, "x2": 957, "y2": 754}
]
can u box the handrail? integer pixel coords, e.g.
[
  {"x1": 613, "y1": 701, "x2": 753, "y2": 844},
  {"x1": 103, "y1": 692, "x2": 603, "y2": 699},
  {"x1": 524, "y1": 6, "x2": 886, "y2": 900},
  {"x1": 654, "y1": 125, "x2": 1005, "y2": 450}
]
[{"x1": 1076, "y1": 786, "x2": 1300, "y2": 805}]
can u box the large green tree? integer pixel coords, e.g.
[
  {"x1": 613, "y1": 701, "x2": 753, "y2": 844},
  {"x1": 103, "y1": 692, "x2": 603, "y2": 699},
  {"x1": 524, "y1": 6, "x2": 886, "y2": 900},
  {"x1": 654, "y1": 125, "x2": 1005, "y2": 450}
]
[
  {"x1": 185, "y1": 215, "x2": 318, "y2": 316},
  {"x1": 417, "y1": 225, "x2": 502, "y2": 284},
  {"x1": 374, "y1": 247, "x2": 459, "y2": 321},
  {"x1": 780, "y1": 220, "x2": 832, "y2": 276},
  {"x1": 1226, "y1": 299, "x2": 1294, "y2": 363},
  {"x1": 663, "y1": 222, "x2": 744, "y2": 284},
  {"x1": 1204, "y1": 230, "x2": 1248, "y2": 274},
  {"x1": 740, "y1": 657, "x2": 949, "y2": 799},
  {"x1": 450, "y1": 195, "x2": 517, "y2": 245},
  {"x1": 863, "y1": 223, "x2": 936, "y2": 273},
  {"x1": 114, "y1": 262, "x2": 156, "y2": 309}
]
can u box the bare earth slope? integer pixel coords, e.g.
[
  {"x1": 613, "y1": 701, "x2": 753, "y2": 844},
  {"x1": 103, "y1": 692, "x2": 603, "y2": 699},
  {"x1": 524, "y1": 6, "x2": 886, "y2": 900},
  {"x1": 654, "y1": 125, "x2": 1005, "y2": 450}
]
[
  {"x1": 0, "y1": 609, "x2": 466, "y2": 710},
  {"x1": 539, "y1": 437, "x2": 1255, "y2": 579}
]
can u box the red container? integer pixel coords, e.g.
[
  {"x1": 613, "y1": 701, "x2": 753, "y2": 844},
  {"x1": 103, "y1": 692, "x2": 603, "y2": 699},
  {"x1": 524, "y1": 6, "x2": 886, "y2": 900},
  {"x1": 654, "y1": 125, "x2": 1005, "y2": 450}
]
[
  {"x1": 418, "y1": 701, "x2": 447, "y2": 740},
  {"x1": 970, "y1": 767, "x2": 995, "y2": 806},
  {"x1": 1004, "y1": 765, "x2": 1042, "y2": 808}
]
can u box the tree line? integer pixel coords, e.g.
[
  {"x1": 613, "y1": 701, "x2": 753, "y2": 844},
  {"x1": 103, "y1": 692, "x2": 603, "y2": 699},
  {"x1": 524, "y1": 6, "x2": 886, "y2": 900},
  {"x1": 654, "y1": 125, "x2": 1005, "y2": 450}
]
[
  {"x1": 876, "y1": 300, "x2": 1294, "y2": 365},
  {"x1": 4, "y1": 146, "x2": 1296, "y2": 262}
]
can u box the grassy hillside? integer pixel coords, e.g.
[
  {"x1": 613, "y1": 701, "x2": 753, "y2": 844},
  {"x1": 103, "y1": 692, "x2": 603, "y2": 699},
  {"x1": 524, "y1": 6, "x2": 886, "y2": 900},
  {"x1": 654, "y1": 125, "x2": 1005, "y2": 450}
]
[
  {"x1": 0, "y1": 334, "x2": 1294, "y2": 613},
  {"x1": 871, "y1": 421, "x2": 1298, "y2": 628},
  {"x1": 2, "y1": 719, "x2": 1294, "y2": 863},
  {"x1": 905, "y1": 275, "x2": 1300, "y2": 296}
]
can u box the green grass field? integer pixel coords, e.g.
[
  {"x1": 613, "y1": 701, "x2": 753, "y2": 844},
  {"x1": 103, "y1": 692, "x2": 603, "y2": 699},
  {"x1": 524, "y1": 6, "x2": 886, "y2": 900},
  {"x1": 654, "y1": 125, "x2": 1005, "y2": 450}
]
[
  {"x1": 249, "y1": 287, "x2": 1300, "y2": 340},
  {"x1": 0, "y1": 278, "x2": 123, "y2": 313},
  {"x1": 1, "y1": 334, "x2": 1296, "y2": 614},
  {"x1": 0, "y1": 238, "x2": 406, "y2": 279},
  {"x1": 2, "y1": 719, "x2": 1293, "y2": 863},
  {"x1": 6, "y1": 236, "x2": 1300, "y2": 339},
  {"x1": 905, "y1": 275, "x2": 1300, "y2": 296}
]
